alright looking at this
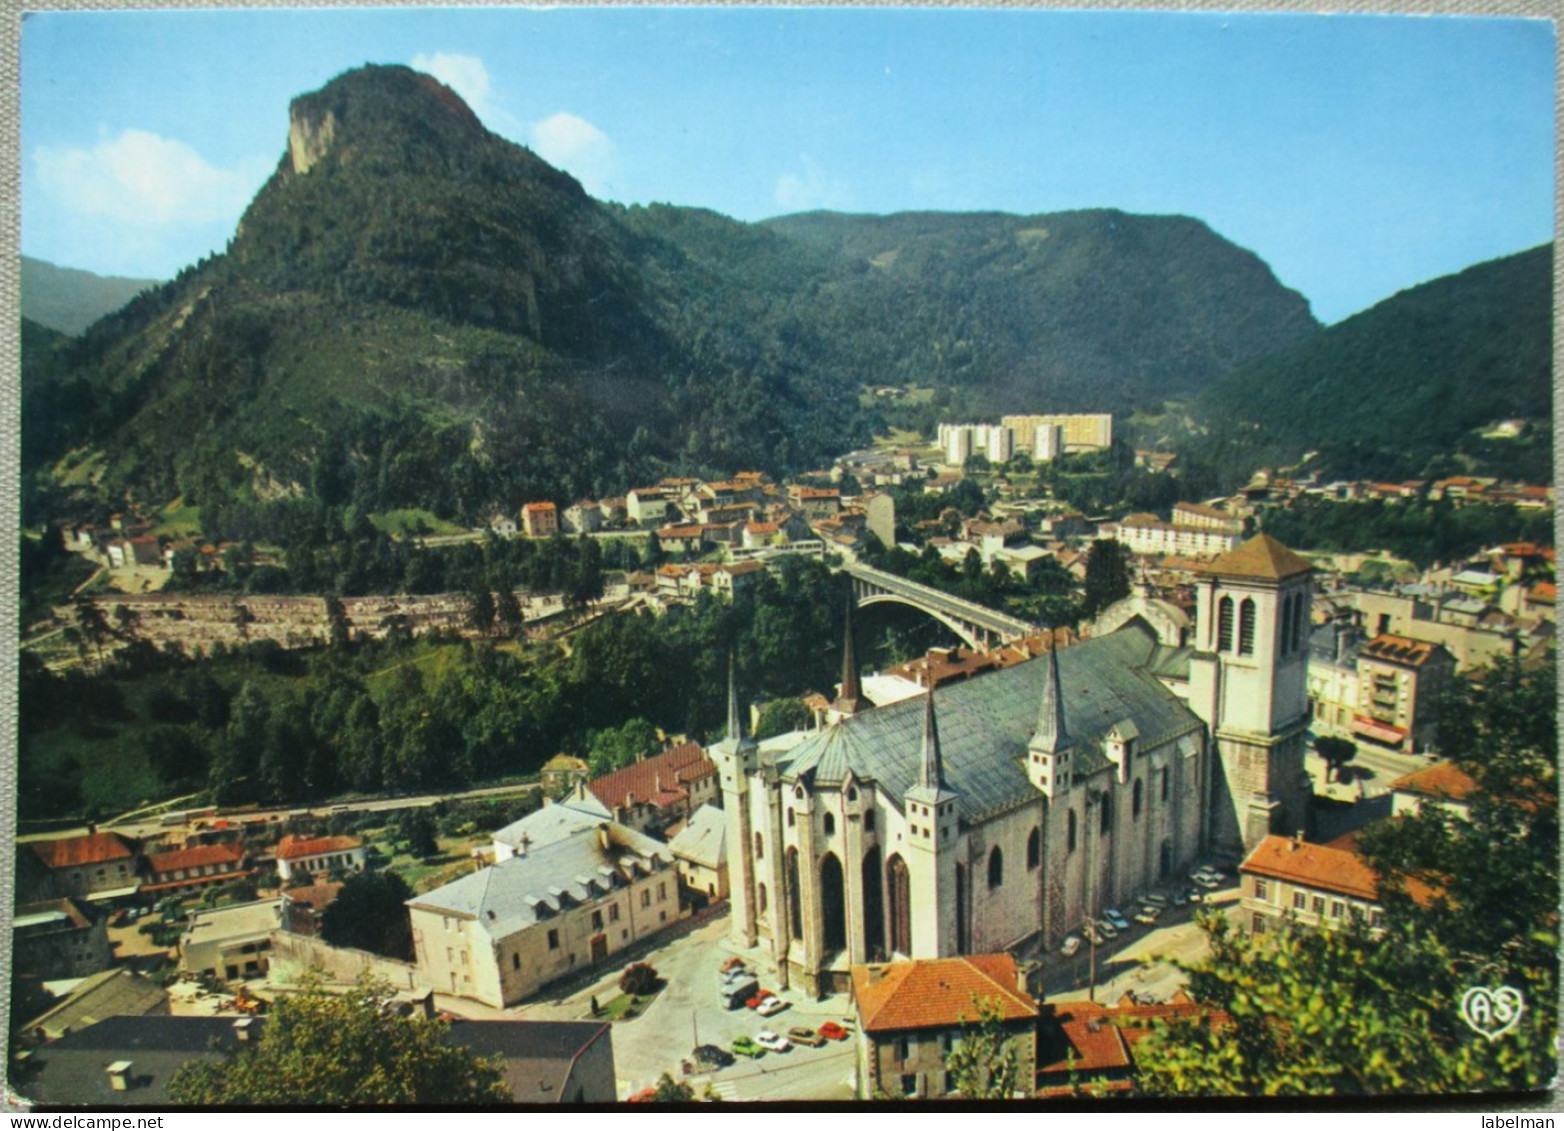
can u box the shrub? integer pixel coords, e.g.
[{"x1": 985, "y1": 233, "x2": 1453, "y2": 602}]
[{"x1": 619, "y1": 962, "x2": 659, "y2": 996}]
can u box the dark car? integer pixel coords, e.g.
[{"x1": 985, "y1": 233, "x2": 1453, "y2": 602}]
[{"x1": 693, "y1": 1044, "x2": 735, "y2": 1070}]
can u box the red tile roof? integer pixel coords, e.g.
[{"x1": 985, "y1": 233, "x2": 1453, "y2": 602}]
[
  {"x1": 30, "y1": 832, "x2": 135, "y2": 870},
  {"x1": 588, "y1": 742, "x2": 715, "y2": 813},
  {"x1": 850, "y1": 954, "x2": 1037, "y2": 1034},
  {"x1": 1240, "y1": 835, "x2": 1379, "y2": 901},
  {"x1": 1389, "y1": 761, "x2": 1478, "y2": 803},
  {"x1": 275, "y1": 834, "x2": 364, "y2": 861},
  {"x1": 146, "y1": 844, "x2": 244, "y2": 875},
  {"x1": 1360, "y1": 634, "x2": 1446, "y2": 668},
  {"x1": 522, "y1": 501, "x2": 557, "y2": 513}
]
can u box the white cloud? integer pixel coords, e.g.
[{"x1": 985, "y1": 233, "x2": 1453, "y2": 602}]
[
  {"x1": 775, "y1": 156, "x2": 846, "y2": 213},
  {"x1": 530, "y1": 112, "x2": 615, "y2": 196},
  {"x1": 412, "y1": 52, "x2": 493, "y2": 120},
  {"x1": 34, "y1": 130, "x2": 267, "y2": 227}
]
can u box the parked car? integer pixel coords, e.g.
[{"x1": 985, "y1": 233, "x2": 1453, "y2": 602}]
[
  {"x1": 788, "y1": 1026, "x2": 826, "y2": 1047},
  {"x1": 756, "y1": 1030, "x2": 792, "y2": 1052},
  {"x1": 1135, "y1": 906, "x2": 1163, "y2": 925},
  {"x1": 745, "y1": 989, "x2": 776, "y2": 1010},
  {"x1": 1060, "y1": 935, "x2": 1082, "y2": 957},
  {"x1": 731, "y1": 1036, "x2": 766, "y2": 1059},
  {"x1": 757, "y1": 995, "x2": 789, "y2": 1017},
  {"x1": 692, "y1": 1044, "x2": 735, "y2": 1070},
  {"x1": 1082, "y1": 924, "x2": 1104, "y2": 946},
  {"x1": 1102, "y1": 908, "x2": 1131, "y2": 932},
  {"x1": 817, "y1": 1021, "x2": 850, "y2": 1041},
  {"x1": 1142, "y1": 893, "x2": 1169, "y2": 907},
  {"x1": 720, "y1": 956, "x2": 750, "y2": 975},
  {"x1": 1193, "y1": 873, "x2": 1221, "y2": 890},
  {"x1": 719, "y1": 976, "x2": 759, "y2": 1010},
  {"x1": 1185, "y1": 888, "x2": 1205, "y2": 904}
]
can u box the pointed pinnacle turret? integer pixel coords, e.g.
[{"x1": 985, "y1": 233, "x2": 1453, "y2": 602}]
[
  {"x1": 919, "y1": 687, "x2": 947, "y2": 792},
  {"x1": 726, "y1": 651, "x2": 743, "y2": 743},
  {"x1": 833, "y1": 598, "x2": 863, "y2": 717},
  {"x1": 1033, "y1": 643, "x2": 1072, "y2": 755}
]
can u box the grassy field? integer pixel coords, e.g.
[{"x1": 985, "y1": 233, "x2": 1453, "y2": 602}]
[
  {"x1": 369, "y1": 509, "x2": 468, "y2": 538},
  {"x1": 152, "y1": 497, "x2": 204, "y2": 539}
]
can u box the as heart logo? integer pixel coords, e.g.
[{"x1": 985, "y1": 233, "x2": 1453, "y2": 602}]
[{"x1": 1460, "y1": 986, "x2": 1524, "y2": 1041}]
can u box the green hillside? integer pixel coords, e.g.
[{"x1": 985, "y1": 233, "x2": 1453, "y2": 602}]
[
  {"x1": 27, "y1": 64, "x2": 1323, "y2": 529},
  {"x1": 1192, "y1": 245, "x2": 1554, "y2": 485},
  {"x1": 21, "y1": 256, "x2": 161, "y2": 336}
]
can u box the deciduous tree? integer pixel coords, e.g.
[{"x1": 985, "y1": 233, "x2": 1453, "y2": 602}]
[{"x1": 167, "y1": 976, "x2": 511, "y2": 1104}]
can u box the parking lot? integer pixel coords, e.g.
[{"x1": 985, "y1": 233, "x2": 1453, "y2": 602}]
[{"x1": 505, "y1": 912, "x2": 859, "y2": 1101}]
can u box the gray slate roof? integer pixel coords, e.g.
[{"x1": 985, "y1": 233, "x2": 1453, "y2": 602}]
[
  {"x1": 777, "y1": 622, "x2": 1201, "y2": 823},
  {"x1": 668, "y1": 803, "x2": 726, "y2": 869},
  {"x1": 413, "y1": 802, "x2": 670, "y2": 940}
]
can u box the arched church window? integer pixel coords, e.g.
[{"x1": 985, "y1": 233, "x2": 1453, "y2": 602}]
[
  {"x1": 757, "y1": 883, "x2": 768, "y2": 915},
  {"x1": 1100, "y1": 799, "x2": 1111, "y2": 835},
  {"x1": 1133, "y1": 778, "x2": 1143, "y2": 820},
  {"x1": 1217, "y1": 597, "x2": 1234, "y2": 652},
  {"x1": 1067, "y1": 809, "x2": 1077, "y2": 853},
  {"x1": 823, "y1": 813, "x2": 836, "y2": 837},
  {"x1": 987, "y1": 846, "x2": 1004, "y2": 889},
  {"x1": 787, "y1": 809, "x2": 795, "y2": 828},
  {"x1": 1026, "y1": 828, "x2": 1040, "y2": 870},
  {"x1": 1291, "y1": 592, "x2": 1307, "y2": 653},
  {"x1": 1160, "y1": 766, "x2": 1170, "y2": 802},
  {"x1": 754, "y1": 832, "x2": 763, "y2": 860},
  {"x1": 1281, "y1": 594, "x2": 1295, "y2": 656},
  {"x1": 847, "y1": 786, "x2": 858, "y2": 803},
  {"x1": 1238, "y1": 599, "x2": 1257, "y2": 656}
]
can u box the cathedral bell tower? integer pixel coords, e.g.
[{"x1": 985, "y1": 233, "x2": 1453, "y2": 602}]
[
  {"x1": 903, "y1": 689, "x2": 959, "y2": 956},
  {"x1": 1187, "y1": 535, "x2": 1314, "y2": 858},
  {"x1": 712, "y1": 654, "x2": 760, "y2": 947},
  {"x1": 1027, "y1": 644, "x2": 1072, "y2": 798}
]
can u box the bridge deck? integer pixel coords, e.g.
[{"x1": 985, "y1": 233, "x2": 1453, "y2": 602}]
[{"x1": 844, "y1": 562, "x2": 1038, "y2": 640}]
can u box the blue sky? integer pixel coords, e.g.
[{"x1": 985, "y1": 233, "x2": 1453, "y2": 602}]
[{"x1": 20, "y1": 8, "x2": 1554, "y2": 324}]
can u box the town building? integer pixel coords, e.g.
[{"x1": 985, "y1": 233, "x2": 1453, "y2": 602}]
[
  {"x1": 26, "y1": 833, "x2": 140, "y2": 904},
  {"x1": 521, "y1": 501, "x2": 559, "y2": 538},
  {"x1": 273, "y1": 835, "x2": 367, "y2": 884},
  {"x1": 1388, "y1": 761, "x2": 1478, "y2": 821},
  {"x1": 849, "y1": 953, "x2": 1039, "y2": 1100},
  {"x1": 12, "y1": 1014, "x2": 617, "y2": 1106},
  {"x1": 13, "y1": 898, "x2": 112, "y2": 981},
  {"x1": 1306, "y1": 620, "x2": 1362, "y2": 736},
  {"x1": 18, "y1": 969, "x2": 170, "y2": 1045},
  {"x1": 1101, "y1": 513, "x2": 1242, "y2": 559},
  {"x1": 179, "y1": 898, "x2": 285, "y2": 981},
  {"x1": 586, "y1": 741, "x2": 718, "y2": 835},
  {"x1": 1034, "y1": 994, "x2": 1222, "y2": 1096},
  {"x1": 668, "y1": 802, "x2": 728, "y2": 907},
  {"x1": 1000, "y1": 413, "x2": 1113, "y2": 452},
  {"x1": 407, "y1": 793, "x2": 683, "y2": 1008},
  {"x1": 142, "y1": 843, "x2": 254, "y2": 896},
  {"x1": 714, "y1": 535, "x2": 1314, "y2": 994},
  {"x1": 563, "y1": 500, "x2": 602, "y2": 534},
  {"x1": 1352, "y1": 634, "x2": 1456, "y2": 753},
  {"x1": 1238, "y1": 834, "x2": 1396, "y2": 935}
]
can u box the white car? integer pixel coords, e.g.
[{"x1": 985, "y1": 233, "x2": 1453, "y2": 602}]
[
  {"x1": 1134, "y1": 906, "x2": 1163, "y2": 925},
  {"x1": 1060, "y1": 935, "x2": 1082, "y2": 957},
  {"x1": 757, "y1": 995, "x2": 789, "y2": 1017},
  {"x1": 1094, "y1": 919, "x2": 1119, "y2": 941},
  {"x1": 1193, "y1": 873, "x2": 1221, "y2": 890},
  {"x1": 756, "y1": 1030, "x2": 792, "y2": 1052},
  {"x1": 1103, "y1": 908, "x2": 1131, "y2": 932}
]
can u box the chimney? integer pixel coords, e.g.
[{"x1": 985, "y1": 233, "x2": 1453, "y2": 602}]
[
  {"x1": 519, "y1": 832, "x2": 531, "y2": 858},
  {"x1": 233, "y1": 1018, "x2": 254, "y2": 1041},
  {"x1": 106, "y1": 1061, "x2": 134, "y2": 1091},
  {"x1": 596, "y1": 827, "x2": 611, "y2": 852},
  {"x1": 654, "y1": 773, "x2": 663, "y2": 794},
  {"x1": 1292, "y1": 830, "x2": 1304, "y2": 850}
]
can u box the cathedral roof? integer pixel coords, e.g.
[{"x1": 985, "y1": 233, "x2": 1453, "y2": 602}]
[{"x1": 777, "y1": 623, "x2": 1202, "y2": 822}]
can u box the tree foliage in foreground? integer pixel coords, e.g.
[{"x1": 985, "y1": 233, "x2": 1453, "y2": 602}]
[
  {"x1": 1136, "y1": 656, "x2": 1557, "y2": 1096},
  {"x1": 167, "y1": 977, "x2": 513, "y2": 1105},
  {"x1": 944, "y1": 995, "x2": 1021, "y2": 1099}
]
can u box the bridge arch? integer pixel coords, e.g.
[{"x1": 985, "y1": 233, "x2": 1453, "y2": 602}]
[{"x1": 856, "y1": 592, "x2": 985, "y2": 650}]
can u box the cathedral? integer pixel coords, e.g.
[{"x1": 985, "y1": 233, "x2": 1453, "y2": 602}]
[{"x1": 710, "y1": 534, "x2": 1315, "y2": 995}]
